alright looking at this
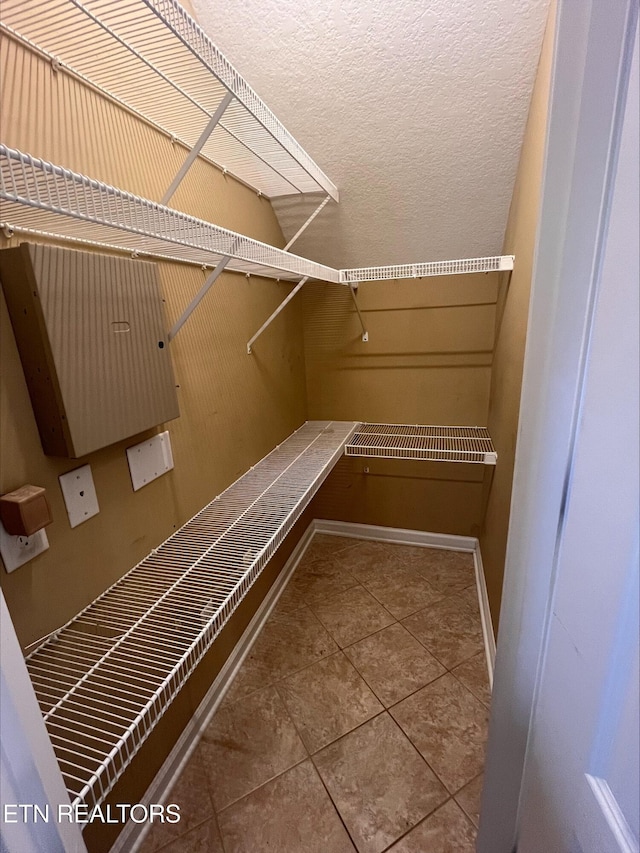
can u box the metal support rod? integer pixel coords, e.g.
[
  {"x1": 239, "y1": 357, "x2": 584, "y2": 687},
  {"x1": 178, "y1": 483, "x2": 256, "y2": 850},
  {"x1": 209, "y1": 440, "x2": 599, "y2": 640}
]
[
  {"x1": 349, "y1": 286, "x2": 369, "y2": 342},
  {"x1": 168, "y1": 256, "x2": 231, "y2": 341},
  {"x1": 247, "y1": 277, "x2": 309, "y2": 354},
  {"x1": 283, "y1": 195, "x2": 331, "y2": 251},
  {"x1": 162, "y1": 91, "x2": 234, "y2": 205}
]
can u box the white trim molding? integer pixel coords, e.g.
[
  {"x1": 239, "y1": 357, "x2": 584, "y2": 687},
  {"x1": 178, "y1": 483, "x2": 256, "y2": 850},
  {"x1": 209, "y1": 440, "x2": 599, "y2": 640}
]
[
  {"x1": 313, "y1": 518, "x2": 476, "y2": 552},
  {"x1": 473, "y1": 543, "x2": 496, "y2": 685}
]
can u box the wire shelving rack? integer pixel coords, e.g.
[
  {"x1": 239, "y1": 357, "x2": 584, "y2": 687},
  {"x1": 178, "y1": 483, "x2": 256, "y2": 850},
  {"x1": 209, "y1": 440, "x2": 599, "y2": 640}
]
[
  {"x1": 0, "y1": 145, "x2": 340, "y2": 283},
  {"x1": 0, "y1": 0, "x2": 516, "y2": 294},
  {"x1": 345, "y1": 423, "x2": 497, "y2": 464},
  {"x1": 0, "y1": 0, "x2": 339, "y2": 203},
  {"x1": 24, "y1": 421, "x2": 357, "y2": 812},
  {"x1": 340, "y1": 256, "x2": 514, "y2": 283}
]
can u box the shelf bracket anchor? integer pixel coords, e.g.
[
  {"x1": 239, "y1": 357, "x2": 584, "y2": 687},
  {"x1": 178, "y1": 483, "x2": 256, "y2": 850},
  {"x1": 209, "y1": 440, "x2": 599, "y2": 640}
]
[
  {"x1": 247, "y1": 277, "x2": 309, "y2": 354},
  {"x1": 283, "y1": 195, "x2": 331, "y2": 252},
  {"x1": 162, "y1": 91, "x2": 234, "y2": 206},
  {"x1": 349, "y1": 285, "x2": 368, "y2": 342},
  {"x1": 168, "y1": 255, "x2": 231, "y2": 342}
]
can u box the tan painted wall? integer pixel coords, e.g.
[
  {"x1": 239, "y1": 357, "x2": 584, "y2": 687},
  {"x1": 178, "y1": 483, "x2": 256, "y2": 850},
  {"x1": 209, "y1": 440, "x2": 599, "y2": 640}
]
[
  {"x1": 479, "y1": 3, "x2": 556, "y2": 630},
  {"x1": 304, "y1": 275, "x2": 498, "y2": 535},
  {"x1": 0, "y1": 35, "x2": 308, "y2": 647}
]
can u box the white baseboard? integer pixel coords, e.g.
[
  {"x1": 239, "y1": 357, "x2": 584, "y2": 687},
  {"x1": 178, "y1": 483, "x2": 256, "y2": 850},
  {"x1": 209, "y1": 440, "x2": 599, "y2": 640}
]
[
  {"x1": 313, "y1": 519, "x2": 477, "y2": 552},
  {"x1": 116, "y1": 523, "x2": 316, "y2": 853},
  {"x1": 115, "y1": 518, "x2": 494, "y2": 852},
  {"x1": 473, "y1": 543, "x2": 496, "y2": 686}
]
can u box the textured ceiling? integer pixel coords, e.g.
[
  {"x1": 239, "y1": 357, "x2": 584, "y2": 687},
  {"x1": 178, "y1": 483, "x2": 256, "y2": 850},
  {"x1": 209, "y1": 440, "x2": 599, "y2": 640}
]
[{"x1": 192, "y1": 0, "x2": 550, "y2": 269}]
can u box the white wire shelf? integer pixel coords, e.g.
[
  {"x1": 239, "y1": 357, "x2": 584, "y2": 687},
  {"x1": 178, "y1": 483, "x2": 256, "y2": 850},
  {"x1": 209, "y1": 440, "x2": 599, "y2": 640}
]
[
  {"x1": 24, "y1": 420, "x2": 357, "y2": 811},
  {"x1": 0, "y1": 144, "x2": 516, "y2": 289},
  {"x1": 345, "y1": 423, "x2": 497, "y2": 464},
  {"x1": 340, "y1": 256, "x2": 514, "y2": 284},
  {"x1": 0, "y1": 146, "x2": 340, "y2": 283},
  {"x1": 0, "y1": 0, "x2": 338, "y2": 203}
]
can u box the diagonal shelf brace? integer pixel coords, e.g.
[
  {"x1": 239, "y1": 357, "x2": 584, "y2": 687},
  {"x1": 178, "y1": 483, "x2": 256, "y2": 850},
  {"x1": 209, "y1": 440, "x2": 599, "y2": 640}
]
[
  {"x1": 162, "y1": 91, "x2": 234, "y2": 205},
  {"x1": 247, "y1": 277, "x2": 308, "y2": 353},
  {"x1": 284, "y1": 195, "x2": 331, "y2": 251},
  {"x1": 168, "y1": 255, "x2": 231, "y2": 341},
  {"x1": 349, "y1": 285, "x2": 369, "y2": 342}
]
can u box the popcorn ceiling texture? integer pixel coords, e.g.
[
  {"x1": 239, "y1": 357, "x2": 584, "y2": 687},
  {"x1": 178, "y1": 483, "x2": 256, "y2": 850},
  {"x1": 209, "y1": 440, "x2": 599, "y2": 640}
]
[{"x1": 191, "y1": 0, "x2": 550, "y2": 269}]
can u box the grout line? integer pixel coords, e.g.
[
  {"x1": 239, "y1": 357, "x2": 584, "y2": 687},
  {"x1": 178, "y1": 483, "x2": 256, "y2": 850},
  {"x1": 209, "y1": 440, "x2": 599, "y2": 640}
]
[
  {"x1": 212, "y1": 755, "x2": 309, "y2": 818},
  {"x1": 306, "y1": 710, "x2": 459, "y2": 852},
  {"x1": 309, "y1": 753, "x2": 363, "y2": 849},
  {"x1": 385, "y1": 668, "x2": 487, "y2": 786},
  {"x1": 306, "y1": 707, "x2": 388, "y2": 758},
  {"x1": 449, "y1": 663, "x2": 492, "y2": 708},
  {"x1": 375, "y1": 795, "x2": 477, "y2": 852}
]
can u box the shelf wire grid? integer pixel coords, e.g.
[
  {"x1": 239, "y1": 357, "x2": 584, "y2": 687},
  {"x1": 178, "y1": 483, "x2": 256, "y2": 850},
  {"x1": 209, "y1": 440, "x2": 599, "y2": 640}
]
[
  {"x1": 345, "y1": 423, "x2": 497, "y2": 464},
  {"x1": 24, "y1": 421, "x2": 357, "y2": 812},
  {"x1": 340, "y1": 256, "x2": 514, "y2": 283},
  {"x1": 0, "y1": 0, "x2": 339, "y2": 201},
  {"x1": 0, "y1": 145, "x2": 340, "y2": 283}
]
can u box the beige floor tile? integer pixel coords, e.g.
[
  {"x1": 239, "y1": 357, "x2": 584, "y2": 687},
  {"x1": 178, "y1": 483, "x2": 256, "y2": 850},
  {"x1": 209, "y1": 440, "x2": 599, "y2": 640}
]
[
  {"x1": 150, "y1": 818, "x2": 225, "y2": 853},
  {"x1": 361, "y1": 566, "x2": 446, "y2": 619},
  {"x1": 409, "y1": 548, "x2": 476, "y2": 594},
  {"x1": 314, "y1": 713, "x2": 448, "y2": 853},
  {"x1": 277, "y1": 652, "x2": 383, "y2": 752},
  {"x1": 387, "y1": 799, "x2": 476, "y2": 852},
  {"x1": 452, "y1": 652, "x2": 492, "y2": 707},
  {"x1": 198, "y1": 685, "x2": 306, "y2": 811},
  {"x1": 272, "y1": 580, "x2": 308, "y2": 614},
  {"x1": 217, "y1": 760, "x2": 356, "y2": 853},
  {"x1": 402, "y1": 592, "x2": 484, "y2": 669},
  {"x1": 455, "y1": 773, "x2": 484, "y2": 827},
  {"x1": 137, "y1": 751, "x2": 214, "y2": 852},
  {"x1": 203, "y1": 539, "x2": 489, "y2": 853},
  {"x1": 301, "y1": 533, "x2": 360, "y2": 565},
  {"x1": 284, "y1": 558, "x2": 360, "y2": 605},
  {"x1": 373, "y1": 542, "x2": 419, "y2": 567},
  {"x1": 344, "y1": 623, "x2": 446, "y2": 707},
  {"x1": 310, "y1": 585, "x2": 395, "y2": 647},
  {"x1": 458, "y1": 583, "x2": 482, "y2": 614},
  {"x1": 390, "y1": 673, "x2": 489, "y2": 793},
  {"x1": 332, "y1": 540, "x2": 403, "y2": 582},
  {"x1": 220, "y1": 606, "x2": 339, "y2": 704}
]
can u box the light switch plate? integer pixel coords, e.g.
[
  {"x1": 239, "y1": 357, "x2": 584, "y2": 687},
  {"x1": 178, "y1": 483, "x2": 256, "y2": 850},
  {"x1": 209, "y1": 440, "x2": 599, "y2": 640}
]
[
  {"x1": 59, "y1": 464, "x2": 100, "y2": 528},
  {"x1": 126, "y1": 431, "x2": 174, "y2": 491},
  {"x1": 0, "y1": 522, "x2": 49, "y2": 573}
]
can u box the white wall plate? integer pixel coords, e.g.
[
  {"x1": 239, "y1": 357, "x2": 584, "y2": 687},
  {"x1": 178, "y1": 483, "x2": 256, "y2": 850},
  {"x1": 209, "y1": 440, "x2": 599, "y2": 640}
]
[
  {"x1": 126, "y1": 431, "x2": 174, "y2": 492},
  {"x1": 0, "y1": 522, "x2": 49, "y2": 573},
  {"x1": 59, "y1": 465, "x2": 100, "y2": 528}
]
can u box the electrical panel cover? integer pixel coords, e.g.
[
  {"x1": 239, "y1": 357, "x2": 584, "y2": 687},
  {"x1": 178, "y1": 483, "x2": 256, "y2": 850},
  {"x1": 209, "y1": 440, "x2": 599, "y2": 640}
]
[{"x1": 0, "y1": 243, "x2": 179, "y2": 458}]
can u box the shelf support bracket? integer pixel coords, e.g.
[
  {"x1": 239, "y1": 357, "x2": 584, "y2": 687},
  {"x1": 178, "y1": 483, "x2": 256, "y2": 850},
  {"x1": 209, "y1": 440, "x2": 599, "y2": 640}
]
[
  {"x1": 247, "y1": 277, "x2": 309, "y2": 354},
  {"x1": 283, "y1": 195, "x2": 331, "y2": 251},
  {"x1": 349, "y1": 286, "x2": 369, "y2": 342},
  {"x1": 168, "y1": 255, "x2": 231, "y2": 342},
  {"x1": 162, "y1": 91, "x2": 234, "y2": 206}
]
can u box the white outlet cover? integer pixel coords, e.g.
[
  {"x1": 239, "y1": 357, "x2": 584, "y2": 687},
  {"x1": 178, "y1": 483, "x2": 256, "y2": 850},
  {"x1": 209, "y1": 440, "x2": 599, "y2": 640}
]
[
  {"x1": 126, "y1": 431, "x2": 174, "y2": 492},
  {"x1": 0, "y1": 522, "x2": 49, "y2": 573},
  {"x1": 59, "y1": 464, "x2": 100, "y2": 528}
]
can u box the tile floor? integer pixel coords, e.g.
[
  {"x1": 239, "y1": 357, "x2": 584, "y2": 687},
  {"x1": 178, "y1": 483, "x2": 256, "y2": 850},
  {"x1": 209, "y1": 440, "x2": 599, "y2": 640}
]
[{"x1": 139, "y1": 535, "x2": 490, "y2": 853}]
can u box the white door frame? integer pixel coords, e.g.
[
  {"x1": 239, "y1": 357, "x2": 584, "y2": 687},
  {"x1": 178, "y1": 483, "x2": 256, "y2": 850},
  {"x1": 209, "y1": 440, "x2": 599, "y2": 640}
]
[
  {"x1": 477, "y1": 1, "x2": 639, "y2": 851},
  {"x1": 0, "y1": 590, "x2": 88, "y2": 852}
]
